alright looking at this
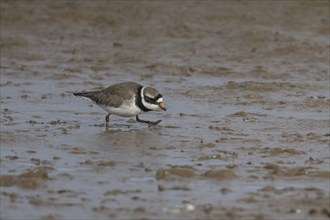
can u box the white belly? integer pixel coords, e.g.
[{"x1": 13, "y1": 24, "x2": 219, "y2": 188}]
[{"x1": 98, "y1": 100, "x2": 142, "y2": 117}]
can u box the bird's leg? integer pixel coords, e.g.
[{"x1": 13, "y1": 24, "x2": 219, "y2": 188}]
[
  {"x1": 105, "y1": 113, "x2": 110, "y2": 129},
  {"x1": 105, "y1": 113, "x2": 110, "y2": 123},
  {"x1": 136, "y1": 115, "x2": 161, "y2": 126}
]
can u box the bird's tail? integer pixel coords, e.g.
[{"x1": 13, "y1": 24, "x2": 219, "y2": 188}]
[{"x1": 73, "y1": 91, "x2": 99, "y2": 102}]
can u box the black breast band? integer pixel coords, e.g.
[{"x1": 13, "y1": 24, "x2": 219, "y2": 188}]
[{"x1": 136, "y1": 86, "x2": 151, "y2": 112}]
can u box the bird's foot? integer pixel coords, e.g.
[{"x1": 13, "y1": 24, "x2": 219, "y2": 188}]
[{"x1": 136, "y1": 116, "x2": 162, "y2": 126}]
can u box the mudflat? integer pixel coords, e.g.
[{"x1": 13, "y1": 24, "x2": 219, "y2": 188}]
[{"x1": 1, "y1": 1, "x2": 329, "y2": 219}]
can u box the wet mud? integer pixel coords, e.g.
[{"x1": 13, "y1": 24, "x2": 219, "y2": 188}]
[{"x1": 1, "y1": 1, "x2": 329, "y2": 219}]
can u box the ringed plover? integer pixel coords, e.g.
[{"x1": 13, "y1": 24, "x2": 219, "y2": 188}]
[{"x1": 74, "y1": 81, "x2": 166, "y2": 128}]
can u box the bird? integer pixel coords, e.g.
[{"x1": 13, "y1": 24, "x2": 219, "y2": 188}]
[{"x1": 73, "y1": 81, "x2": 167, "y2": 129}]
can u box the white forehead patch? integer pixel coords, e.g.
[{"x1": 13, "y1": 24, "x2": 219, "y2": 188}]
[{"x1": 156, "y1": 97, "x2": 163, "y2": 103}]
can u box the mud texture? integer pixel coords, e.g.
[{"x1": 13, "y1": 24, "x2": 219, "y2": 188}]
[{"x1": 1, "y1": 1, "x2": 329, "y2": 219}]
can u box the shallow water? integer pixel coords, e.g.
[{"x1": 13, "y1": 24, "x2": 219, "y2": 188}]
[{"x1": 1, "y1": 1, "x2": 329, "y2": 219}]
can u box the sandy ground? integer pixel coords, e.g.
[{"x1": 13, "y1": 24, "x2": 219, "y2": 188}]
[{"x1": 1, "y1": 1, "x2": 329, "y2": 219}]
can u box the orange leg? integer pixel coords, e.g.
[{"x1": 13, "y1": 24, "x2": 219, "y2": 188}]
[
  {"x1": 105, "y1": 113, "x2": 110, "y2": 129},
  {"x1": 105, "y1": 113, "x2": 110, "y2": 123}
]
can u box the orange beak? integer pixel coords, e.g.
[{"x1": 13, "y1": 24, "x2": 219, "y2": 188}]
[{"x1": 158, "y1": 102, "x2": 167, "y2": 111}]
